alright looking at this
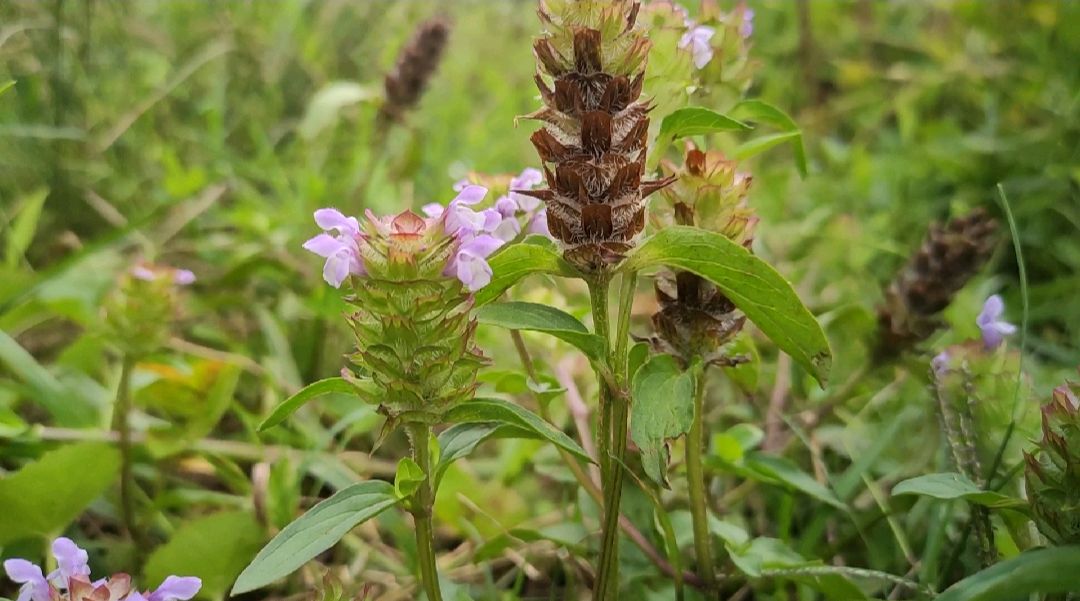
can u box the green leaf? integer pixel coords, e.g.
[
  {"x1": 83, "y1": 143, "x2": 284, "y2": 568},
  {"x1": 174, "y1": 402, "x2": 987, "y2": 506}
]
[
  {"x1": 711, "y1": 423, "x2": 764, "y2": 464},
  {"x1": 743, "y1": 453, "x2": 846, "y2": 510},
  {"x1": 0, "y1": 80, "x2": 14, "y2": 97},
  {"x1": 5, "y1": 188, "x2": 48, "y2": 269},
  {"x1": 473, "y1": 243, "x2": 579, "y2": 306},
  {"x1": 434, "y1": 422, "x2": 535, "y2": 487},
  {"x1": 936, "y1": 547, "x2": 1080, "y2": 601},
  {"x1": 298, "y1": 81, "x2": 380, "y2": 139},
  {"x1": 658, "y1": 107, "x2": 751, "y2": 140},
  {"x1": 394, "y1": 457, "x2": 425, "y2": 499},
  {"x1": 732, "y1": 99, "x2": 807, "y2": 176},
  {"x1": 476, "y1": 302, "x2": 606, "y2": 362},
  {"x1": 144, "y1": 510, "x2": 264, "y2": 600},
  {"x1": 444, "y1": 397, "x2": 591, "y2": 463},
  {"x1": 624, "y1": 226, "x2": 832, "y2": 385},
  {"x1": 630, "y1": 355, "x2": 696, "y2": 488},
  {"x1": 892, "y1": 472, "x2": 1030, "y2": 511},
  {"x1": 0, "y1": 442, "x2": 120, "y2": 544},
  {"x1": 231, "y1": 480, "x2": 399, "y2": 595},
  {"x1": 0, "y1": 329, "x2": 98, "y2": 426},
  {"x1": 258, "y1": 377, "x2": 358, "y2": 432}
]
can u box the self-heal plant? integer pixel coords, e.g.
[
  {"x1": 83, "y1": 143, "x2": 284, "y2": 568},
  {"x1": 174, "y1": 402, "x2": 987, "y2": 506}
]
[{"x1": 3, "y1": 537, "x2": 200, "y2": 601}]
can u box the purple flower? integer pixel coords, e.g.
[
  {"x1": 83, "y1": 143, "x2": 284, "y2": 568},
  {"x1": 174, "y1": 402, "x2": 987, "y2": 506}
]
[
  {"x1": 48, "y1": 537, "x2": 91, "y2": 585},
  {"x1": 130, "y1": 264, "x2": 196, "y2": 286},
  {"x1": 146, "y1": 576, "x2": 202, "y2": 601},
  {"x1": 740, "y1": 7, "x2": 755, "y2": 38},
  {"x1": 508, "y1": 168, "x2": 544, "y2": 212},
  {"x1": 976, "y1": 294, "x2": 1016, "y2": 350},
  {"x1": 931, "y1": 350, "x2": 950, "y2": 377},
  {"x1": 527, "y1": 209, "x2": 551, "y2": 237},
  {"x1": 446, "y1": 234, "x2": 504, "y2": 291},
  {"x1": 443, "y1": 185, "x2": 489, "y2": 235},
  {"x1": 303, "y1": 208, "x2": 364, "y2": 288},
  {"x1": 173, "y1": 270, "x2": 196, "y2": 286},
  {"x1": 3, "y1": 558, "x2": 50, "y2": 601},
  {"x1": 679, "y1": 25, "x2": 716, "y2": 69}
]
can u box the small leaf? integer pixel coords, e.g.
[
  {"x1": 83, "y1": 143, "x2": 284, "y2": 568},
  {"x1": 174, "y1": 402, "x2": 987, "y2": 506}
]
[
  {"x1": 658, "y1": 107, "x2": 751, "y2": 140},
  {"x1": 711, "y1": 423, "x2": 764, "y2": 464},
  {"x1": 5, "y1": 188, "x2": 48, "y2": 269},
  {"x1": 259, "y1": 377, "x2": 358, "y2": 431},
  {"x1": 394, "y1": 458, "x2": 426, "y2": 499},
  {"x1": 476, "y1": 302, "x2": 606, "y2": 362},
  {"x1": 444, "y1": 397, "x2": 591, "y2": 463},
  {"x1": 144, "y1": 510, "x2": 264, "y2": 600},
  {"x1": 0, "y1": 329, "x2": 98, "y2": 426},
  {"x1": 630, "y1": 355, "x2": 696, "y2": 487},
  {"x1": 298, "y1": 81, "x2": 380, "y2": 139},
  {"x1": 627, "y1": 342, "x2": 650, "y2": 382},
  {"x1": 936, "y1": 547, "x2": 1080, "y2": 601},
  {"x1": 732, "y1": 99, "x2": 807, "y2": 176},
  {"x1": 624, "y1": 226, "x2": 831, "y2": 386},
  {"x1": 0, "y1": 443, "x2": 120, "y2": 544},
  {"x1": 892, "y1": 472, "x2": 1029, "y2": 511},
  {"x1": 0, "y1": 80, "x2": 14, "y2": 97},
  {"x1": 743, "y1": 453, "x2": 846, "y2": 510},
  {"x1": 474, "y1": 243, "x2": 579, "y2": 306},
  {"x1": 231, "y1": 481, "x2": 398, "y2": 595}
]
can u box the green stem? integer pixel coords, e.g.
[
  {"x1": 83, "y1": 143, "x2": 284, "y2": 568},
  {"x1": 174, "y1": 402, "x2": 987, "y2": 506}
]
[
  {"x1": 111, "y1": 355, "x2": 140, "y2": 547},
  {"x1": 686, "y1": 360, "x2": 718, "y2": 595},
  {"x1": 407, "y1": 423, "x2": 443, "y2": 601}
]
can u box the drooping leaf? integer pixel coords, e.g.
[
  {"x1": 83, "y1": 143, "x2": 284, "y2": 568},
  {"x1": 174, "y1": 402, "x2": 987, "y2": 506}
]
[
  {"x1": 144, "y1": 510, "x2": 264, "y2": 600},
  {"x1": 658, "y1": 107, "x2": 751, "y2": 140},
  {"x1": 394, "y1": 457, "x2": 426, "y2": 499},
  {"x1": 258, "y1": 377, "x2": 359, "y2": 432},
  {"x1": 624, "y1": 226, "x2": 831, "y2": 386},
  {"x1": 0, "y1": 329, "x2": 98, "y2": 426},
  {"x1": 476, "y1": 302, "x2": 606, "y2": 361},
  {"x1": 630, "y1": 355, "x2": 696, "y2": 487},
  {"x1": 473, "y1": 243, "x2": 578, "y2": 306},
  {"x1": 732, "y1": 99, "x2": 807, "y2": 176},
  {"x1": 231, "y1": 481, "x2": 399, "y2": 595},
  {"x1": 936, "y1": 547, "x2": 1080, "y2": 601},
  {"x1": 0, "y1": 443, "x2": 120, "y2": 544},
  {"x1": 892, "y1": 472, "x2": 1029, "y2": 511},
  {"x1": 743, "y1": 453, "x2": 846, "y2": 510},
  {"x1": 434, "y1": 422, "x2": 536, "y2": 487},
  {"x1": 444, "y1": 397, "x2": 591, "y2": 462}
]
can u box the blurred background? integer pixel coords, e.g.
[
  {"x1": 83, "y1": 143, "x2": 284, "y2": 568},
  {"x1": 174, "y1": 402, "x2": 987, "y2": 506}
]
[{"x1": 1, "y1": 0, "x2": 1078, "y2": 599}]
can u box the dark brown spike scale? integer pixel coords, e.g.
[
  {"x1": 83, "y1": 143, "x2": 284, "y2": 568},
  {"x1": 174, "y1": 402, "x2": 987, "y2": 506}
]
[
  {"x1": 377, "y1": 17, "x2": 451, "y2": 127},
  {"x1": 525, "y1": 1, "x2": 671, "y2": 271},
  {"x1": 877, "y1": 208, "x2": 999, "y2": 356}
]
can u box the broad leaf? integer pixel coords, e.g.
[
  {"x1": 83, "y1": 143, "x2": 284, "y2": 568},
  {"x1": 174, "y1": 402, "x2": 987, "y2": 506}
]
[
  {"x1": 474, "y1": 243, "x2": 578, "y2": 306},
  {"x1": 624, "y1": 226, "x2": 831, "y2": 385},
  {"x1": 630, "y1": 355, "x2": 695, "y2": 488},
  {"x1": 444, "y1": 397, "x2": 591, "y2": 462},
  {"x1": 936, "y1": 547, "x2": 1080, "y2": 601},
  {"x1": 144, "y1": 510, "x2": 263, "y2": 600},
  {"x1": 434, "y1": 422, "x2": 535, "y2": 487},
  {"x1": 658, "y1": 107, "x2": 751, "y2": 140},
  {"x1": 732, "y1": 99, "x2": 807, "y2": 176},
  {"x1": 0, "y1": 443, "x2": 120, "y2": 544},
  {"x1": 476, "y1": 302, "x2": 606, "y2": 362},
  {"x1": 259, "y1": 377, "x2": 358, "y2": 431},
  {"x1": 231, "y1": 481, "x2": 399, "y2": 595},
  {"x1": 893, "y1": 472, "x2": 1029, "y2": 511}
]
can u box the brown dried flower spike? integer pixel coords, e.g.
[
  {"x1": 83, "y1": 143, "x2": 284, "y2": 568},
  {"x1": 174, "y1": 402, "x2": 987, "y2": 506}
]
[
  {"x1": 378, "y1": 17, "x2": 451, "y2": 127},
  {"x1": 518, "y1": 0, "x2": 674, "y2": 271}
]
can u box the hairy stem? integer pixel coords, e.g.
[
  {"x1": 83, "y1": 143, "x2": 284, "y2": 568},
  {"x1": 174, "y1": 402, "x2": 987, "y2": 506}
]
[
  {"x1": 407, "y1": 423, "x2": 443, "y2": 601},
  {"x1": 686, "y1": 360, "x2": 718, "y2": 595},
  {"x1": 111, "y1": 355, "x2": 140, "y2": 548}
]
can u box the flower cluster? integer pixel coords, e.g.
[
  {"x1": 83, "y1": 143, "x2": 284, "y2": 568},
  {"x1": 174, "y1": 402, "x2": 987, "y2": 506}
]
[
  {"x1": 1025, "y1": 375, "x2": 1080, "y2": 545},
  {"x1": 3, "y1": 537, "x2": 200, "y2": 601},
  {"x1": 445, "y1": 167, "x2": 551, "y2": 242},
  {"x1": 674, "y1": 2, "x2": 753, "y2": 70},
  {"x1": 303, "y1": 185, "x2": 510, "y2": 291},
  {"x1": 102, "y1": 262, "x2": 195, "y2": 358}
]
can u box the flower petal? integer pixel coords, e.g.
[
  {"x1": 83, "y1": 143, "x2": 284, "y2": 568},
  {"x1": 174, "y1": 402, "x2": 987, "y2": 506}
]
[
  {"x1": 147, "y1": 576, "x2": 202, "y2": 601},
  {"x1": 452, "y1": 185, "x2": 488, "y2": 206},
  {"x1": 527, "y1": 209, "x2": 551, "y2": 237},
  {"x1": 52, "y1": 537, "x2": 90, "y2": 581},
  {"x1": 492, "y1": 217, "x2": 521, "y2": 242},
  {"x1": 302, "y1": 233, "x2": 346, "y2": 258},
  {"x1": 509, "y1": 167, "x2": 543, "y2": 191},
  {"x1": 455, "y1": 251, "x2": 493, "y2": 292},
  {"x1": 130, "y1": 265, "x2": 157, "y2": 282},
  {"x1": 4, "y1": 559, "x2": 44, "y2": 584},
  {"x1": 495, "y1": 196, "x2": 518, "y2": 217},
  {"x1": 313, "y1": 208, "x2": 360, "y2": 235},
  {"x1": 421, "y1": 203, "x2": 445, "y2": 218},
  {"x1": 459, "y1": 234, "x2": 504, "y2": 259},
  {"x1": 976, "y1": 294, "x2": 1004, "y2": 326},
  {"x1": 172, "y1": 269, "x2": 196, "y2": 286},
  {"x1": 322, "y1": 251, "x2": 353, "y2": 288}
]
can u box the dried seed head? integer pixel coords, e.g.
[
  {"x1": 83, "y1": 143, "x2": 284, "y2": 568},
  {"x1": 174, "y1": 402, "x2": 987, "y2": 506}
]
[
  {"x1": 377, "y1": 16, "x2": 451, "y2": 126},
  {"x1": 522, "y1": 0, "x2": 673, "y2": 272},
  {"x1": 877, "y1": 208, "x2": 998, "y2": 356}
]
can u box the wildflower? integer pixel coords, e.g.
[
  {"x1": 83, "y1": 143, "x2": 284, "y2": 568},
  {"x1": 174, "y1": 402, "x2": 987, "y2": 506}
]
[
  {"x1": 976, "y1": 294, "x2": 1016, "y2": 350},
  {"x1": 130, "y1": 263, "x2": 196, "y2": 286},
  {"x1": 377, "y1": 17, "x2": 451, "y2": 127},
  {"x1": 302, "y1": 208, "x2": 364, "y2": 288},
  {"x1": 679, "y1": 25, "x2": 716, "y2": 69},
  {"x1": 739, "y1": 7, "x2": 754, "y2": 39},
  {"x1": 3, "y1": 537, "x2": 201, "y2": 601},
  {"x1": 1025, "y1": 374, "x2": 1080, "y2": 545},
  {"x1": 931, "y1": 350, "x2": 951, "y2": 377}
]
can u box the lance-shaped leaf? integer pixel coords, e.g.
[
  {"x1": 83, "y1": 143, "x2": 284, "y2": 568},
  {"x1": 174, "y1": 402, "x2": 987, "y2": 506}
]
[
  {"x1": 444, "y1": 397, "x2": 591, "y2": 463},
  {"x1": 476, "y1": 301, "x2": 606, "y2": 362},
  {"x1": 630, "y1": 355, "x2": 696, "y2": 487},
  {"x1": 893, "y1": 472, "x2": 1029, "y2": 512},
  {"x1": 231, "y1": 480, "x2": 398, "y2": 595},
  {"x1": 936, "y1": 547, "x2": 1080, "y2": 601},
  {"x1": 474, "y1": 241, "x2": 579, "y2": 306},
  {"x1": 624, "y1": 226, "x2": 831, "y2": 386},
  {"x1": 259, "y1": 377, "x2": 362, "y2": 431},
  {"x1": 434, "y1": 422, "x2": 537, "y2": 487},
  {"x1": 732, "y1": 99, "x2": 807, "y2": 177}
]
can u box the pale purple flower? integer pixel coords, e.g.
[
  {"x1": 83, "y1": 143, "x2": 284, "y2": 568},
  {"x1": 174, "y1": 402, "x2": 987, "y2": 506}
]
[
  {"x1": 740, "y1": 7, "x2": 755, "y2": 38},
  {"x1": 446, "y1": 234, "x2": 504, "y2": 291},
  {"x1": 146, "y1": 576, "x2": 202, "y2": 601},
  {"x1": 172, "y1": 270, "x2": 196, "y2": 286},
  {"x1": 931, "y1": 350, "x2": 950, "y2": 377},
  {"x1": 48, "y1": 537, "x2": 91, "y2": 585},
  {"x1": 131, "y1": 265, "x2": 157, "y2": 282},
  {"x1": 495, "y1": 195, "x2": 518, "y2": 218},
  {"x1": 679, "y1": 25, "x2": 716, "y2": 69},
  {"x1": 976, "y1": 294, "x2": 1016, "y2": 350},
  {"x1": 443, "y1": 185, "x2": 489, "y2": 235},
  {"x1": 421, "y1": 203, "x2": 444, "y2": 218},
  {"x1": 303, "y1": 208, "x2": 364, "y2": 288},
  {"x1": 492, "y1": 215, "x2": 522, "y2": 242},
  {"x1": 452, "y1": 177, "x2": 471, "y2": 192},
  {"x1": 508, "y1": 168, "x2": 545, "y2": 212},
  {"x1": 527, "y1": 209, "x2": 551, "y2": 237},
  {"x1": 3, "y1": 558, "x2": 50, "y2": 601},
  {"x1": 130, "y1": 264, "x2": 195, "y2": 286}
]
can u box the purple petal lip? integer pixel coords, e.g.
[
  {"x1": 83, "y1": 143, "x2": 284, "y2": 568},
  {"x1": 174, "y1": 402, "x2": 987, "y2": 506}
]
[
  {"x1": 314, "y1": 208, "x2": 360, "y2": 235},
  {"x1": 148, "y1": 575, "x2": 202, "y2": 601}
]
